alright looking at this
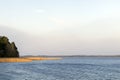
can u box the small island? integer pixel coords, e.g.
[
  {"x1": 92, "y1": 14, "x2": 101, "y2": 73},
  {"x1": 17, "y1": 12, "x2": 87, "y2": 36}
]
[{"x1": 0, "y1": 36, "x2": 61, "y2": 63}]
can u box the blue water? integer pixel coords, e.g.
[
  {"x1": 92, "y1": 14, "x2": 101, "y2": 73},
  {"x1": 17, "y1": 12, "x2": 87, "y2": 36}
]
[{"x1": 1, "y1": 57, "x2": 120, "y2": 80}]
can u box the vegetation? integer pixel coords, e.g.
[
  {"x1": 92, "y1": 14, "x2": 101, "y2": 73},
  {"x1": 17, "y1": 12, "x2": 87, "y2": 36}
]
[{"x1": 0, "y1": 36, "x2": 19, "y2": 57}]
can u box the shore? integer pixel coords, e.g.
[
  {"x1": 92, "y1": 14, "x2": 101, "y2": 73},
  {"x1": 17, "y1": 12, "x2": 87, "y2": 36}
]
[{"x1": 0, "y1": 57, "x2": 62, "y2": 63}]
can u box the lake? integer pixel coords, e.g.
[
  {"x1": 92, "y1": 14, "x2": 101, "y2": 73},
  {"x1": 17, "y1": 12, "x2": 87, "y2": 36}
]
[{"x1": 0, "y1": 57, "x2": 120, "y2": 80}]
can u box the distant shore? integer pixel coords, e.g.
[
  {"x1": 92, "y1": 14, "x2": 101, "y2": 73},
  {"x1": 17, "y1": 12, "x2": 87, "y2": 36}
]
[
  {"x1": 0, "y1": 57, "x2": 62, "y2": 63},
  {"x1": 39, "y1": 55, "x2": 120, "y2": 57},
  {"x1": 1, "y1": 55, "x2": 120, "y2": 63}
]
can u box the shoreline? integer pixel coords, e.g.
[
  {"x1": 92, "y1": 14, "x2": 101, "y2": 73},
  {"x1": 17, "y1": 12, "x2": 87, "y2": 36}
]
[{"x1": 0, "y1": 57, "x2": 62, "y2": 63}]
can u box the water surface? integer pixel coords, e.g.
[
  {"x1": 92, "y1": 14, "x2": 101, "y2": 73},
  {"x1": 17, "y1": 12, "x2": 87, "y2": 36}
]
[{"x1": 0, "y1": 57, "x2": 120, "y2": 80}]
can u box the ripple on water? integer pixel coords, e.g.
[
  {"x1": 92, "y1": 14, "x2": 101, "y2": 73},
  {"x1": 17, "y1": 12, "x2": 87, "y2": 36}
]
[{"x1": 0, "y1": 57, "x2": 120, "y2": 80}]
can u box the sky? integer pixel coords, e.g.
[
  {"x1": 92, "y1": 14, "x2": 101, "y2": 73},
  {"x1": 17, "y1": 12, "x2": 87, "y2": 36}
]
[{"x1": 0, "y1": 0, "x2": 120, "y2": 56}]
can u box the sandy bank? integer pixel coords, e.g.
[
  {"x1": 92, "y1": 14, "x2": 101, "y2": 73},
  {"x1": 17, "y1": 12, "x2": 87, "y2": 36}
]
[{"x1": 0, "y1": 57, "x2": 62, "y2": 63}]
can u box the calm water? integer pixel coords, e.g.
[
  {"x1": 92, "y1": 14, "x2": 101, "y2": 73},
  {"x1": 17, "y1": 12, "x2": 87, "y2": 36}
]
[{"x1": 1, "y1": 57, "x2": 120, "y2": 80}]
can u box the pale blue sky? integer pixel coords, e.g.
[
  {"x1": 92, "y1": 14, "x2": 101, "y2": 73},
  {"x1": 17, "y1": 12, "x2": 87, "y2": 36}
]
[{"x1": 0, "y1": 0, "x2": 120, "y2": 55}]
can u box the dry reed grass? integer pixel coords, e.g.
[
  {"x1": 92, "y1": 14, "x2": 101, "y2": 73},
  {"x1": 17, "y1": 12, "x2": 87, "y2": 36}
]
[{"x1": 0, "y1": 57, "x2": 62, "y2": 63}]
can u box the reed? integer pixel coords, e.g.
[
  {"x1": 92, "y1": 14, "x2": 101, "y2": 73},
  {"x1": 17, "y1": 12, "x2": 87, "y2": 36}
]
[{"x1": 0, "y1": 57, "x2": 62, "y2": 63}]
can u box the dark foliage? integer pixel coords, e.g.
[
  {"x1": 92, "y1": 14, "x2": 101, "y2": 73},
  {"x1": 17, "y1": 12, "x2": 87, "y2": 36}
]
[{"x1": 0, "y1": 36, "x2": 19, "y2": 57}]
